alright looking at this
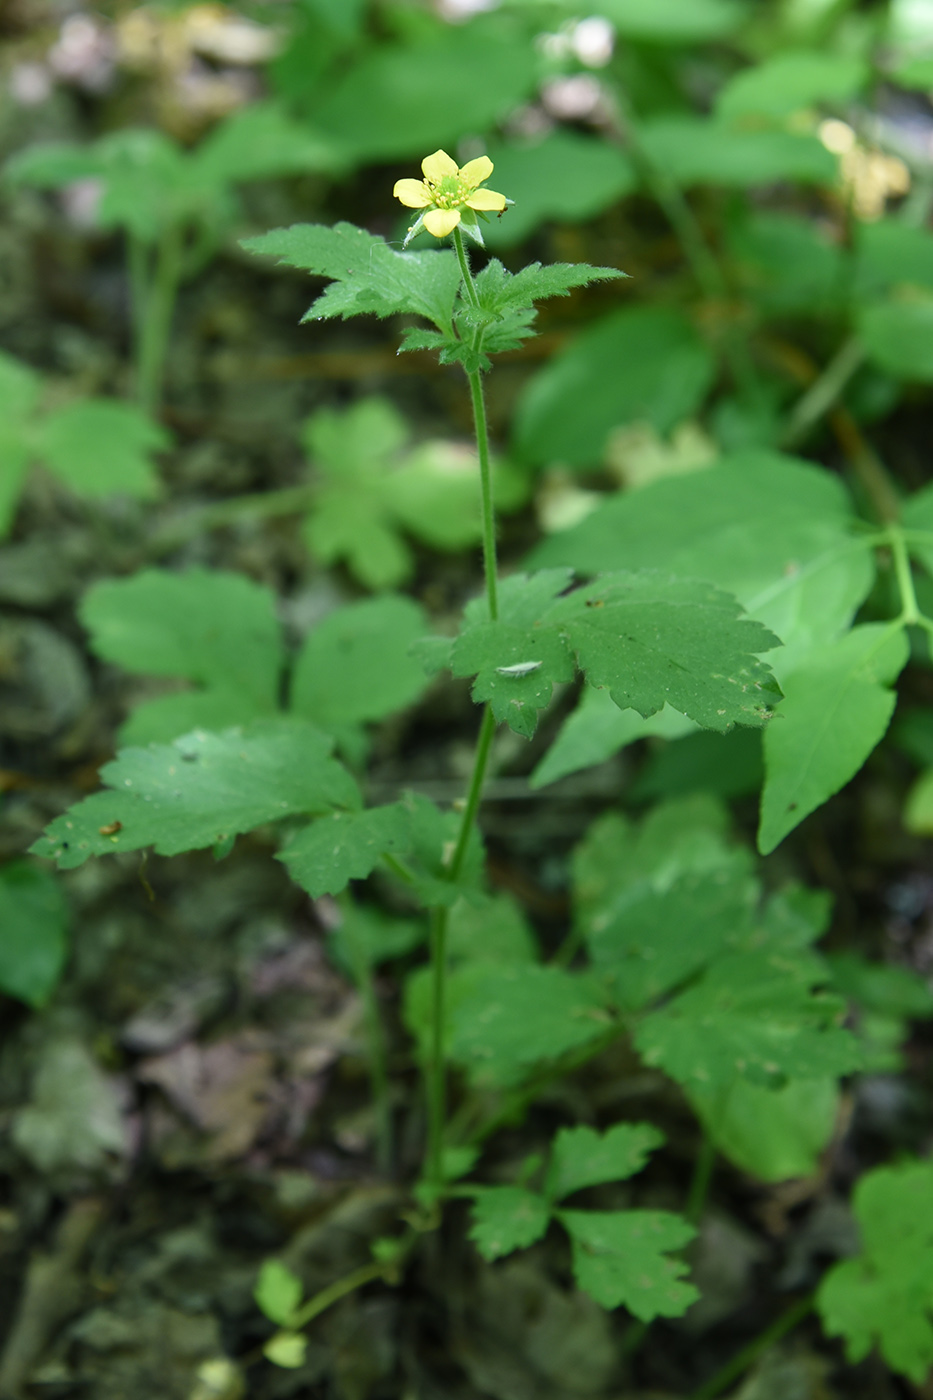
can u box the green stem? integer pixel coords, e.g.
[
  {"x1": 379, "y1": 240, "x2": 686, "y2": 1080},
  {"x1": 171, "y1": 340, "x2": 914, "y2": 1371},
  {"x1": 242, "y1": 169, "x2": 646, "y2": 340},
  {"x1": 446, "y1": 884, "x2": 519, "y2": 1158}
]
[
  {"x1": 689, "y1": 1292, "x2": 815, "y2": 1400},
  {"x1": 137, "y1": 221, "x2": 184, "y2": 415},
  {"x1": 128, "y1": 231, "x2": 151, "y2": 394},
  {"x1": 467, "y1": 368, "x2": 499, "y2": 621},
  {"x1": 780, "y1": 336, "x2": 865, "y2": 448},
  {"x1": 686, "y1": 1133, "x2": 716, "y2": 1225},
  {"x1": 343, "y1": 921, "x2": 393, "y2": 1176},
  {"x1": 291, "y1": 1261, "x2": 388, "y2": 1330},
  {"x1": 453, "y1": 225, "x2": 480, "y2": 310},
  {"x1": 889, "y1": 525, "x2": 921, "y2": 625},
  {"x1": 424, "y1": 705, "x2": 498, "y2": 1191}
]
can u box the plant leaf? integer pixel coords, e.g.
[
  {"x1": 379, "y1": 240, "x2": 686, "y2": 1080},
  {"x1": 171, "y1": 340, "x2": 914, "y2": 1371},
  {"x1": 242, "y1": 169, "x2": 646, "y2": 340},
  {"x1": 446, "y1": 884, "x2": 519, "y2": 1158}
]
[
  {"x1": 758, "y1": 624, "x2": 909, "y2": 853},
  {"x1": 278, "y1": 803, "x2": 413, "y2": 897},
  {"x1": 468, "y1": 1187, "x2": 551, "y2": 1261},
  {"x1": 817, "y1": 1160, "x2": 933, "y2": 1382},
  {"x1": 447, "y1": 963, "x2": 612, "y2": 1087},
  {"x1": 31, "y1": 719, "x2": 359, "y2": 869},
  {"x1": 37, "y1": 399, "x2": 170, "y2": 499},
  {"x1": 0, "y1": 861, "x2": 69, "y2": 1008},
  {"x1": 559, "y1": 1209, "x2": 698, "y2": 1318},
  {"x1": 242, "y1": 222, "x2": 462, "y2": 329},
  {"x1": 635, "y1": 949, "x2": 861, "y2": 1091},
  {"x1": 254, "y1": 1260, "x2": 303, "y2": 1326},
  {"x1": 546, "y1": 1123, "x2": 664, "y2": 1203}
]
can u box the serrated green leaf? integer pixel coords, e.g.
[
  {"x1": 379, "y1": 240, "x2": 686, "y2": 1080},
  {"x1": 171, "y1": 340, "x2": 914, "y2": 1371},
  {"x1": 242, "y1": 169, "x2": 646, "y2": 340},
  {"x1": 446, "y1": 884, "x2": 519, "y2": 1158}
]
[
  {"x1": 0, "y1": 861, "x2": 69, "y2": 1008},
  {"x1": 242, "y1": 223, "x2": 462, "y2": 329},
  {"x1": 559, "y1": 1209, "x2": 697, "y2": 1318},
  {"x1": 515, "y1": 306, "x2": 716, "y2": 468},
  {"x1": 278, "y1": 803, "x2": 412, "y2": 897},
  {"x1": 546, "y1": 1123, "x2": 664, "y2": 1203},
  {"x1": 759, "y1": 624, "x2": 909, "y2": 854},
  {"x1": 38, "y1": 399, "x2": 169, "y2": 499},
  {"x1": 548, "y1": 573, "x2": 782, "y2": 731},
  {"x1": 586, "y1": 864, "x2": 758, "y2": 1012},
  {"x1": 530, "y1": 452, "x2": 873, "y2": 671},
  {"x1": 636, "y1": 949, "x2": 861, "y2": 1091},
  {"x1": 817, "y1": 1160, "x2": 933, "y2": 1382},
  {"x1": 291, "y1": 595, "x2": 428, "y2": 727},
  {"x1": 447, "y1": 963, "x2": 612, "y2": 1087},
  {"x1": 31, "y1": 720, "x2": 359, "y2": 870},
  {"x1": 394, "y1": 791, "x2": 485, "y2": 909},
  {"x1": 468, "y1": 1187, "x2": 551, "y2": 1261},
  {"x1": 81, "y1": 568, "x2": 282, "y2": 740},
  {"x1": 468, "y1": 258, "x2": 626, "y2": 348},
  {"x1": 254, "y1": 1259, "x2": 303, "y2": 1326},
  {"x1": 687, "y1": 1075, "x2": 839, "y2": 1182},
  {"x1": 452, "y1": 619, "x2": 576, "y2": 738}
]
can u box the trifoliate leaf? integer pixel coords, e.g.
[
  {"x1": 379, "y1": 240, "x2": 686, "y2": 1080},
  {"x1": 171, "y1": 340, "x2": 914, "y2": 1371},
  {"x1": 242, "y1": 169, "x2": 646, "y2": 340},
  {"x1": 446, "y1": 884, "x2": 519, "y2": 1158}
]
[
  {"x1": 291, "y1": 595, "x2": 428, "y2": 727},
  {"x1": 559, "y1": 1210, "x2": 698, "y2": 1319},
  {"x1": 278, "y1": 803, "x2": 412, "y2": 897},
  {"x1": 759, "y1": 624, "x2": 909, "y2": 854},
  {"x1": 37, "y1": 399, "x2": 170, "y2": 499},
  {"x1": 31, "y1": 719, "x2": 359, "y2": 869},
  {"x1": 447, "y1": 963, "x2": 612, "y2": 1087},
  {"x1": 546, "y1": 1123, "x2": 664, "y2": 1203},
  {"x1": 468, "y1": 1188, "x2": 551, "y2": 1261},
  {"x1": 0, "y1": 860, "x2": 68, "y2": 1008},
  {"x1": 817, "y1": 1160, "x2": 933, "y2": 1382},
  {"x1": 254, "y1": 1260, "x2": 303, "y2": 1326},
  {"x1": 242, "y1": 223, "x2": 462, "y2": 329},
  {"x1": 81, "y1": 568, "x2": 282, "y2": 742},
  {"x1": 635, "y1": 950, "x2": 861, "y2": 1091},
  {"x1": 585, "y1": 863, "x2": 758, "y2": 1012}
]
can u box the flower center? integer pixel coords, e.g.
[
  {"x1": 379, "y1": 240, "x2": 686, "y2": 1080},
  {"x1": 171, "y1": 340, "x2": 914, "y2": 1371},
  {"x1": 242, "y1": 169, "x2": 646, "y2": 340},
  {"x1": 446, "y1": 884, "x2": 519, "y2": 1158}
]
[{"x1": 426, "y1": 174, "x2": 470, "y2": 209}]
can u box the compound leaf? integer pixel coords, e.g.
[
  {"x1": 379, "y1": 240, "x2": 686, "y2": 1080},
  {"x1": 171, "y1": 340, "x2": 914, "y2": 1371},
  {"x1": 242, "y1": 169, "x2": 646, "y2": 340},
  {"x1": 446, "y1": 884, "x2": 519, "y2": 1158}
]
[
  {"x1": 546, "y1": 1123, "x2": 664, "y2": 1203},
  {"x1": 31, "y1": 720, "x2": 359, "y2": 870},
  {"x1": 817, "y1": 1160, "x2": 933, "y2": 1382},
  {"x1": 559, "y1": 1209, "x2": 698, "y2": 1319},
  {"x1": 278, "y1": 803, "x2": 412, "y2": 897},
  {"x1": 759, "y1": 624, "x2": 909, "y2": 853},
  {"x1": 468, "y1": 1188, "x2": 551, "y2": 1261}
]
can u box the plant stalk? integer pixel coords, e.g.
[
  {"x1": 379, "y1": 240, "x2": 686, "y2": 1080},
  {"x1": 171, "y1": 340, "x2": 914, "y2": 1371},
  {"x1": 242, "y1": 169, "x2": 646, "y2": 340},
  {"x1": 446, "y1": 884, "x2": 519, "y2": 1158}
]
[
  {"x1": 689, "y1": 1292, "x2": 815, "y2": 1400},
  {"x1": 136, "y1": 221, "x2": 184, "y2": 415}
]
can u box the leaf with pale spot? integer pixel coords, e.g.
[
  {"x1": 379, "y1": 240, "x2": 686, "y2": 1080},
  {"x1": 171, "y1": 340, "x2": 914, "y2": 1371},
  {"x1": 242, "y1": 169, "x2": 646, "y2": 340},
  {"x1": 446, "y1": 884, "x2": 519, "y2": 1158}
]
[{"x1": 559, "y1": 1210, "x2": 698, "y2": 1319}]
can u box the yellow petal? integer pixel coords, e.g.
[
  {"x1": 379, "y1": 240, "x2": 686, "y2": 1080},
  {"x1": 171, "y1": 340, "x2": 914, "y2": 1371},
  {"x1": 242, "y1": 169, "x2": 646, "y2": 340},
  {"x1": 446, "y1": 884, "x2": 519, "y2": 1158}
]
[
  {"x1": 394, "y1": 178, "x2": 431, "y2": 208},
  {"x1": 421, "y1": 150, "x2": 458, "y2": 184},
  {"x1": 460, "y1": 155, "x2": 494, "y2": 189},
  {"x1": 466, "y1": 187, "x2": 507, "y2": 211},
  {"x1": 423, "y1": 207, "x2": 462, "y2": 238}
]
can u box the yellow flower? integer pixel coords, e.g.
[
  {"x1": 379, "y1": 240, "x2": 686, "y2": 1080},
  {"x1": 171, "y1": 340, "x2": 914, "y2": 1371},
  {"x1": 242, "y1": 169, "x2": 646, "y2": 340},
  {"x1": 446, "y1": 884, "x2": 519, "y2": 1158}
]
[{"x1": 394, "y1": 149, "x2": 508, "y2": 247}]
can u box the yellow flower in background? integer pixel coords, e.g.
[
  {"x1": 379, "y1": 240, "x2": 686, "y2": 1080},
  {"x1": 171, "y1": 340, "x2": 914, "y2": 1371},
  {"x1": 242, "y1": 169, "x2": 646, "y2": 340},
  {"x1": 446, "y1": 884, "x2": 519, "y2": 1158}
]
[{"x1": 394, "y1": 149, "x2": 508, "y2": 246}]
